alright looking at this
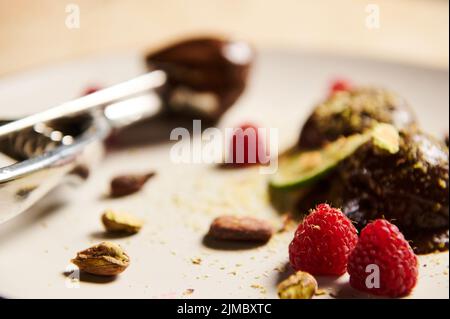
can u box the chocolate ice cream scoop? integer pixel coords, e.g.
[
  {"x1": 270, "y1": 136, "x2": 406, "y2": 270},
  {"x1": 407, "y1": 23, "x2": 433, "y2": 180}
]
[
  {"x1": 146, "y1": 37, "x2": 254, "y2": 122},
  {"x1": 298, "y1": 87, "x2": 417, "y2": 149},
  {"x1": 337, "y1": 130, "x2": 449, "y2": 253}
]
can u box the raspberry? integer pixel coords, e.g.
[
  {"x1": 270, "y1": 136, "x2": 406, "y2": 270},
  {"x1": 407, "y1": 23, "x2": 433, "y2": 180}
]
[
  {"x1": 229, "y1": 123, "x2": 268, "y2": 166},
  {"x1": 348, "y1": 219, "x2": 418, "y2": 297},
  {"x1": 330, "y1": 79, "x2": 351, "y2": 94},
  {"x1": 289, "y1": 204, "x2": 358, "y2": 276},
  {"x1": 82, "y1": 85, "x2": 102, "y2": 96}
]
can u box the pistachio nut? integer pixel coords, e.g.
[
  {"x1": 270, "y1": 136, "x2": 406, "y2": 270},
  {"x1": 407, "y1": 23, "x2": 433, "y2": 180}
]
[
  {"x1": 71, "y1": 241, "x2": 130, "y2": 276},
  {"x1": 277, "y1": 271, "x2": 318, "y2": 299},
  {"x1": 101, "y1": 210, "x2": 144, "y2": 234}
]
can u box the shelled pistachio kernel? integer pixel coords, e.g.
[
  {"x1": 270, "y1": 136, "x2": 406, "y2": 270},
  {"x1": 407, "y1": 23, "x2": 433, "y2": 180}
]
[
  {"x1": 277, "y1": 271, "x2": 318, "y2": 299},
  {"x1": 71, "y1": 241, "x2": 130, "y2": 276},
  {"x1": 101, "y1": 210, "x2": 144, "y2": 234}
]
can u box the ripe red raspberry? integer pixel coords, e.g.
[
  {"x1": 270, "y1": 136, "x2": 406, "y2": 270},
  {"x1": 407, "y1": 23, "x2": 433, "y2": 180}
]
[
  {"x1": 330, "y1": 79, "x2": 352, "y2": 94},
  {"x1": 348, "y1": 219, "x2": 418, "y2": 297},
  {"x1": 289, "y1": 204, "x2": 358, "y2": 276},
  {"x1": 229, "y1": 123, "x2": 268, "y2": 166}
]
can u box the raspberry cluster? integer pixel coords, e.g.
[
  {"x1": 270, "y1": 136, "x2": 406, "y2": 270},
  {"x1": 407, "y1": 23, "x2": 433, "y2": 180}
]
[{"x1": 288, "y1": 204, "x2": 418, "y2": 297}]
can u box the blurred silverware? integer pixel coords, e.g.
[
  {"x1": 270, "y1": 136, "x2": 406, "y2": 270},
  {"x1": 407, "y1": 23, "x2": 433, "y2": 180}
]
[
  {"x1": 0, "y1": 37, "x2": 253, "y2": 224},
  {"x1": 0, "y1": 71, "x2": 165, "y2": 224}
]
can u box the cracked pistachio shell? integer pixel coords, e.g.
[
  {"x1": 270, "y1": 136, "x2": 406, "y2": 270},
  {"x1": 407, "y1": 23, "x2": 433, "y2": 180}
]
[{"x1": 71, "y1": 242, "x2": 130, "y2": 276}]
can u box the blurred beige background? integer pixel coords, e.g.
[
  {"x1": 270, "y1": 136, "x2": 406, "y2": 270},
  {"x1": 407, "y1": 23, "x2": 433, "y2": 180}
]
[{"x1": 0, "y1": 0, "x2": 448, "y2": 76}]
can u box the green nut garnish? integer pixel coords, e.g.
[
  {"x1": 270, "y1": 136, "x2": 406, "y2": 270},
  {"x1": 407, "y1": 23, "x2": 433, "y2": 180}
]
[
  {"x1": 101, "y1": 210, "x2": 144, "y2": 234},
  {"x1": 277, "y1": 271, "x2": 318, "y2": 299}
]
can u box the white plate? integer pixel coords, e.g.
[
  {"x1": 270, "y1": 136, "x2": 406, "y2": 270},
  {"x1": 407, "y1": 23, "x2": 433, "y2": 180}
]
[{"x1": 0, "y1": 50, "x2": 448, "y2": 299}]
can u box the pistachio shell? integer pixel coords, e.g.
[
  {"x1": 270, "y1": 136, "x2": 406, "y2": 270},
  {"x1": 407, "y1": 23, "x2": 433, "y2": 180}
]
[{"x1": 71, "y1": 242, "x2": 130, "y2": 276}]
